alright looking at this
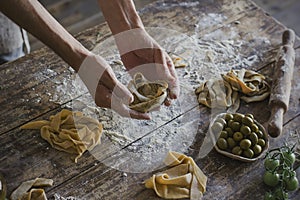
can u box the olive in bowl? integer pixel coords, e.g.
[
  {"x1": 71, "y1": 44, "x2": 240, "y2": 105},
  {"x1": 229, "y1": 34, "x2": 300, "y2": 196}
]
[{"x1": 209, "y1": 113, "x2": 269, "y2": 162}]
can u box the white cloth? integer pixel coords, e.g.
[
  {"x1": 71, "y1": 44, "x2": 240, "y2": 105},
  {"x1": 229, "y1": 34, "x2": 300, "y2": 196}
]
[{"x1": 0, "y1": 12, "x2": 30, "y2": 63}]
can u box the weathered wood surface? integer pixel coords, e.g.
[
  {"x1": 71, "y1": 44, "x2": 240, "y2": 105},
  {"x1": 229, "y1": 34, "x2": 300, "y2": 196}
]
[{"x1": 0, "y1": 0, "x2": 300, "y2": 199}]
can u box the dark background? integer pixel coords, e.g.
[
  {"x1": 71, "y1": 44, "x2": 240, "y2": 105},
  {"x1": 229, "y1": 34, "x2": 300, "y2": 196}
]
[{"x1": 30, "y1": 0, "x2": 300, "y2": 51}]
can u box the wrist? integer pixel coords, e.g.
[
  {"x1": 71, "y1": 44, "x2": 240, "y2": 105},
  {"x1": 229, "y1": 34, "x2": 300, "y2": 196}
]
[
  {"x1": 98, "y1": 0, "x2": 144, "y2": 35},
  {"x1": 63, "y1": 43, "x2": 91, "y2": 72}
]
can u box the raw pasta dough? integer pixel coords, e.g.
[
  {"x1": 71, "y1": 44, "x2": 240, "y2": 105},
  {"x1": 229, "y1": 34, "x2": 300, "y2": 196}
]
[
  {"x1": 144, "y1": 151, "x2": 207, "y2": 200},
  {"x1": 10, "y1": 178, "x2": 53, "y2": 200},
  {"x1": 195, "y1": 69, "x2": 270, "y2": 112},
  {"x1": 21, "y1": 109, "x2": 103, "y2": 163},
  {"x1": 128, "y1": 54, "x2": 187, "y2": 113},
  {"x1": 128, "y1": 73, "x2": 168, "y2": 113}
]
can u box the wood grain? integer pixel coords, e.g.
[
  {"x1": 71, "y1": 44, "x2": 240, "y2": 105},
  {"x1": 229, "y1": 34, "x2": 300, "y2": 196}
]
[{"x1": 1, "y1": 0, "x2": 300, "y2": 199}]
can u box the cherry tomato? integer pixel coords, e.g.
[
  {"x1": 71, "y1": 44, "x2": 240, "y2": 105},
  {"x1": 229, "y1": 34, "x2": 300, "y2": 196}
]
[
  {"x1": 281, "y1": 151, "x2": 296, "y2": 167},
  {"x1": 284, "y1": 176, "x2": 299, "y2": 191},
  {"x1": 264, "y1": 158, "x2": 280, "y2": 171},
  {"x1": 263, "y1": 171, "x2": 280, "y2": 187}
]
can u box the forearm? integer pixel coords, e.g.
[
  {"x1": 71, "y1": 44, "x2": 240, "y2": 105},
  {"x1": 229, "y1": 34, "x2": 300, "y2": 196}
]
[
  {"x1": 97, "y1": 0, "x2": 144, "y2": 35},
  {"x1": 0, "y1": 0, "x2": 89, "y2": 71}
]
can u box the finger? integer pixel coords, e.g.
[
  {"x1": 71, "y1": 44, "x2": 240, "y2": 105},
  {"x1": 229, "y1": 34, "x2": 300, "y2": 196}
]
[
  {"x1": 99, "y1": 68, "x2": 134, "y2": 104},
  {"x1": 96, "y1": 85, "x2": 150, "y2": 120},
  {"x1": 164, "y1": 98, "x2": 171, "y2": 106},
  {"x1": 165, "y1": 54, "x2": 180, "y2": 99},
  {"x1": 154, "y1": 49, "x2": 175, "y2": 83},
  {"x1": 128, "y1": 109, "x2": 151, "y2": 120},
  {"x1": 94, "y1": 84, "x2": 113, "y2": 109},
  {"x1": 149, "y1": 106, "x2": 161, "y2": 112},
  {"x1": 155, "y1": 50, "x2": 180, "y2": 100},
  {"x1": 117, "y1": 104, "x2": 151, "y2": 120}
]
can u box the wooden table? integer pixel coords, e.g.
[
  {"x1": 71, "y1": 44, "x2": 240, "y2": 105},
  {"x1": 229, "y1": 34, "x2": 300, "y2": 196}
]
[{"x1": 1, "y1": 0, "x2": 300, "y2": 199}]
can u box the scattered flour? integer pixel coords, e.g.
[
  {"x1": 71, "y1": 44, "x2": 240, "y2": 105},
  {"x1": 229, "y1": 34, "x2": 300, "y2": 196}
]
[
  {"x1": 45, "y1": 14, "x2": 272, "y2": 173},
  {"x1": 54, "y1": 193, "x2": 82, "y2": 200}
]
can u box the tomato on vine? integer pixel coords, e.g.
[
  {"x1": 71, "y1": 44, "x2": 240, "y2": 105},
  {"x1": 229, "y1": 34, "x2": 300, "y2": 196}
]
[
  {"x1": 262, "y1": 143, "x2": 299, "y2": 200},
  {"x1": 264, "y1": 158, "x2": 280, "y2": 171},
  {"x1": 263, "y1": 171, "x2": 280, "y2": 187},
  {"x1": 281, "y1": 151, "x2": 296, "y2": 167},
  {"x1": 284, "y1": 176, "x2": 299, "y2": 191}
]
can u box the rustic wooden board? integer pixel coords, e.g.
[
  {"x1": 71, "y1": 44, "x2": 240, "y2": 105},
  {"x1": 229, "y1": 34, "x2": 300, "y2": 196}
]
[
  {"x1": 43, "y1": 114, "x2": 300, "y2": 200},
  {"x1": 0, "y1": 25, "x2": 112, "y2": 134},
  {"x1": 1, "y1": 0, "x2": 300, "y2": 199}
]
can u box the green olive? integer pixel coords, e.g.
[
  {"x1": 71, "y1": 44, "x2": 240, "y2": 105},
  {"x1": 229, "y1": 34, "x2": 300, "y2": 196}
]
[
  {"x1": 233, "y1": 132, "x2": 243, "y2": 142},
  {"x1": 243, "y1": 149, "x2": 254, "y2": 158},
  {"x1": 242, "y1": 116, "x2": 254, "y2": 127},
  {"x1": 225, "y1": 113, "x2": 234, "y2": 122},
  {"x1": 245, "y1": 113, "x2": 254, "y2": 119},
  {"x1": 225, "y1": 127, "x2": 234, "y2": 137},
  {"x1": 251, "y1": 124, "x2": 259, "y2": 133},
  {"x1": 227, "y1": 137, "x2": 236, "y2": 149},
  {"x1": 240, "y1": 139, "x2": 252, "y2": 150},
  {"x1": 220, "y1": 131, "x2": 228, "y2": 139},
  {"x1": 228, "y1": 120, "x2": 235, "y2": 128},
  {"x1": 215, "y1": 118, "x2": 227, "y2": 126},
  {"x1": 249, "y1": 132, "x2": 259, "y2": 144},
  {"x1": 232, "y1": 146, "x2": 242, "y2": 155},
  {"x1": 240, "y1": 125, "x2": 251, "y2": 136},
  {"x1": 252, "y1": 144, "x2": 262, "y2": 155},
  {"x1": 256, "y1": 130, "x2": 264, "y2": 138},
  {"x1": 234, "y1": 113, "x2": 244, "y2": 123},
  {"x1": 211, "y1": 122, "x2": 224, "y2": 134},
  {"x1": 258, "y1": 138, "x2": 266, "y2": 147},
  {"x1": 231, "y1": 122, "x2": 241, "y2": 132},
  {"x1": 217, "y1": 138, "x2": 228, "y2": 150}
]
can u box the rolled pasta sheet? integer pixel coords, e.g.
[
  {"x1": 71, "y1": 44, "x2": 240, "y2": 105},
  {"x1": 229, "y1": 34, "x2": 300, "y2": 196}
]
[{"x1": 21, "y1": 109, "x2": 103, "y2": 163}]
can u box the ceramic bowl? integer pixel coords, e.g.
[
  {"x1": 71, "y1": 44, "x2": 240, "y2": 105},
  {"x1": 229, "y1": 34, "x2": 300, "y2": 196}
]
[{"x1": 209, "y1": 113, "x2": 269, "y2": 162}]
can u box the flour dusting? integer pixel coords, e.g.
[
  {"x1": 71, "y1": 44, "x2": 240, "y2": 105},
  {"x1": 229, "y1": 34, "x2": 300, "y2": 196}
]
[{"x1": 47, "y1": 21, "x2": 272, "y2": 172}]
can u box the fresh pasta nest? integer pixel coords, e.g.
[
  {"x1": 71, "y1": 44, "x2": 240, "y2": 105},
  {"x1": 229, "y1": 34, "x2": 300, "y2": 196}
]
[
  {"x1": 21, "y1": 109, "x2": 103, "y2": 163},
  {"x1": 128, "y1": 73, "x2": 168, "y2": 113},
  {"x1": 195, "y1": 69, "x2": 270, "y2": 112}
]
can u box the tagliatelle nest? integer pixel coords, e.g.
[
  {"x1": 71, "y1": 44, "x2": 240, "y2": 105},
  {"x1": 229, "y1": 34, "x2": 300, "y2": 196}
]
[
  {"x1": 21, "y1": 109, "x2": 103, "y2": 163},
  {"x1": 144, "y1": 151, "x2": 207, "y2": 199},
  {"x1": 10, "y1": 178, "x2": 53, "y2": 200},
  {"x1": 128, "y1": 73, "x2": 168, "y2": 113},
  {"x1": 195, "y1": 69, "x2": 270, "y2": 112}
]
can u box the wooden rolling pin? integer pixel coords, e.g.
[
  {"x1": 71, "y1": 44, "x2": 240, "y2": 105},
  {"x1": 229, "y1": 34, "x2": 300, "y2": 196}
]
[{"x1": 268, "y1": 29, "x2": 296, "y2": 137}]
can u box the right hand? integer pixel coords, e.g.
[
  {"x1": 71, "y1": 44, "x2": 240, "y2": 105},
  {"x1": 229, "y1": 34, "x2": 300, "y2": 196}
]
[
  {"x1": 78, "y1": 53, "x2": 150, "y2": 120},
  {"x1": 114, "y1": 28, "x2": 180, "y2": 106}
]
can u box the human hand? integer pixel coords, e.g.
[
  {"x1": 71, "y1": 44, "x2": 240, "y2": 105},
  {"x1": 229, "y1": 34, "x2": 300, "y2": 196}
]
[
  {"x1": 114, "y1": 28, "x2": 180, "y2": 106},
  {"x1": 78, "y1": 53, "x2": 150, "y2": 120}
]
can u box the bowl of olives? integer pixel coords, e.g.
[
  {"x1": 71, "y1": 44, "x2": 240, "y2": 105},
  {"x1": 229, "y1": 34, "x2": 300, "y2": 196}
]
[{"x1": 209, "y1": 112, "x2": 269, "y2": 162}]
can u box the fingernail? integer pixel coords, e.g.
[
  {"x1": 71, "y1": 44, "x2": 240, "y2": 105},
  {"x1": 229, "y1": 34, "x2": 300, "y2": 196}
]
[
  {"x1": 129, "y1": 94, "x2": 134, "y2": 103},
  {"x1": 169, "y1": 92, "x2": 177, "y2": 99}
]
